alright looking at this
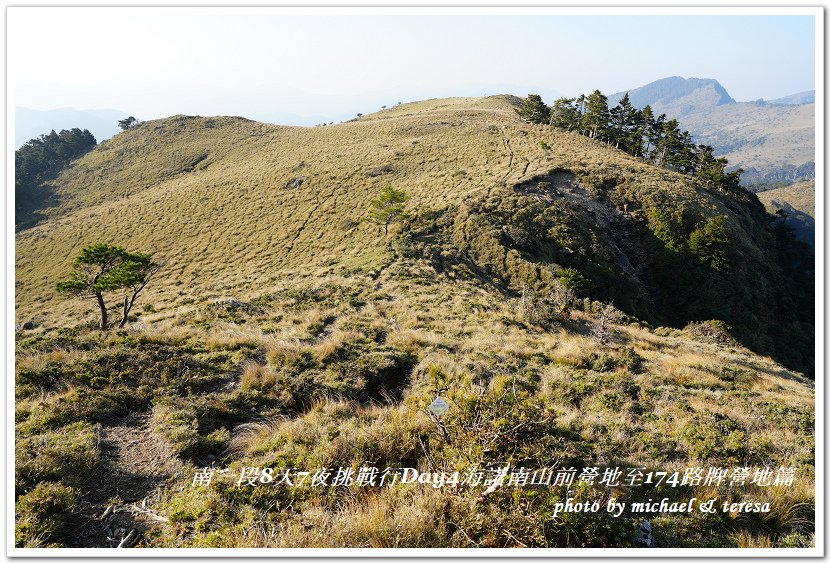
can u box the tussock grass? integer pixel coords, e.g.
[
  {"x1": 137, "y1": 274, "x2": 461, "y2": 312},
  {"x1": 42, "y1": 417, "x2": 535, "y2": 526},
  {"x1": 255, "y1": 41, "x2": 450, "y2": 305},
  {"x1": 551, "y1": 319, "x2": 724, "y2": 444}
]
[
  {"x1": 226, "y1": 399, "x2": 429, "y2": 469},
  {"x1": 14, "y1": 96, "x2": 814, "y2": 548},
  {"x1": 16, "y1": 268, "x2": 814, "y2": 547}
]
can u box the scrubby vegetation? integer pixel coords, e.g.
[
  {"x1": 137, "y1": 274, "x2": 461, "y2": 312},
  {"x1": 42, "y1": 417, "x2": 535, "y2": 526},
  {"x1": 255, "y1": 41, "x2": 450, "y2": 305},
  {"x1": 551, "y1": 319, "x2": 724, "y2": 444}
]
[
  {"x1": 15, "y1": 269, "x2": 814, "y2": 548},
  {"x1": 15, "y1": 95, "x2": 814, "y2": 548}
]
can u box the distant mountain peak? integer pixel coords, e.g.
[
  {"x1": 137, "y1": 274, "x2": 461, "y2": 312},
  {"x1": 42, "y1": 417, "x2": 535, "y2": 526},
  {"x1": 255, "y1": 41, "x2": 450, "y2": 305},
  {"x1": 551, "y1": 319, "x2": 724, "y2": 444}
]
[
  {"x1": 767, "y1": 90, "x2": 815, "y2": 106},
  {"x1": 608, "y1": 76, "x2": 734, "y2": 115}
]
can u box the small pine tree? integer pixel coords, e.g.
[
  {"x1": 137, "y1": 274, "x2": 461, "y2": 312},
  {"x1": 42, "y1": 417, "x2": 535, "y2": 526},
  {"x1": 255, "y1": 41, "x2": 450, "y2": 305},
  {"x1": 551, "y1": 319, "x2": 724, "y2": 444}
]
[
  {"x1": 57, "y1": 243, "x2": 163, "y2": 329},
  {"x1": 367, "y1": 185, "x2": 410, "y2": 235},
  {"x1": 117, "y1": 116, "x2": 139, "y2": 131}
]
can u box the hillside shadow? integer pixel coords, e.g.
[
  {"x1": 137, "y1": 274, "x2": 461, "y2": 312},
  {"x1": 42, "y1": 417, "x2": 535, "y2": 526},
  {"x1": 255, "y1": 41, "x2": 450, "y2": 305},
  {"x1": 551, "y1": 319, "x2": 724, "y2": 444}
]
[
  {"x1": 364, "y1": 354, "x2": 418, "y2": 405},
  {"x1": 15, "y1": 184, "x2": 62, "y2": 232},
  {"x1": 778, "y1": 206, "x2": 815, "y2": 250}
]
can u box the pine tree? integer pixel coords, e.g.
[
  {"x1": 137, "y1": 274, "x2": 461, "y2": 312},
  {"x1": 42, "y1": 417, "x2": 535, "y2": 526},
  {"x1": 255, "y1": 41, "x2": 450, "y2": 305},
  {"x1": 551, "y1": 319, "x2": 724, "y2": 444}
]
[
  {"x1": 582, "y1": 90, "x2": 609, "y2": 140},
  {"x1": 56, "y1": 243, "x2": 163, "y2": 329},
  {"x1": 646, "y1": 111, "x2": 666, "y2": 163},
  {"x1": 636, "y1": 105, "x2": 656, "y2": 158},
  {"x1": 367, "y1": 185, "x2": 410, "y2": 235},
  {"x1": 694, "y1": 145, "x2": 744, "y2": 191},
  {"x1": 118, "y1": 116, "x2": 139, "y2": 130},
  {"x1": 608, "y1": 104, "x2": 625, "y2": 148},
  {"x1": 575, "y1": 94, "x2": 588, "y2": 134},
  {"x1": 516, "y1": 94, "x2": 550, "y2": 124},
  {"x1": 608, "y1": 93, "x2": 639, "y2": 151},
  {"x1": 655, "y1": 119, "x2": 684, "y2": 168},
  {"x1": 549, "y1": 98, "x2": 580, "y2": 130},
  {"x1": 676, "y1": 130, "x2": 698, "y2": 174}
]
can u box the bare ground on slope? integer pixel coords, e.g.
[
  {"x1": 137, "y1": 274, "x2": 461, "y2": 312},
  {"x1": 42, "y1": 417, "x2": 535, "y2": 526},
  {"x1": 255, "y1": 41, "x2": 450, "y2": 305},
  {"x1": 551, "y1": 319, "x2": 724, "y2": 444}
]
[{"x1": 66, "y1": 413, "x2": 188, "y2": 548}]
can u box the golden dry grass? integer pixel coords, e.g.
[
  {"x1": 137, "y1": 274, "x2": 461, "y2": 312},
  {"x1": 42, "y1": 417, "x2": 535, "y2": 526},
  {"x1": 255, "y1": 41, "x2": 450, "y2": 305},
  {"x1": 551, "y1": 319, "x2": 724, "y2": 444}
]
[
  {"x1": 14, "y1": 95, "x2": 815, "y2": 549},
  {"x1": 17, "y1": 95, "x2": 722, "y2": 328},
  {"x1": 756, "y1": 180, "x2": 815, "y2": 218}
]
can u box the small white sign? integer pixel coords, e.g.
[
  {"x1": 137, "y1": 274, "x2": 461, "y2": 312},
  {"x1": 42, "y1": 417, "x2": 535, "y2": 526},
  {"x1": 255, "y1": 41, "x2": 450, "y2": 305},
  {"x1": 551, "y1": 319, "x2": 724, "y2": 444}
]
[{"x1": 428, "y1": 397, "x2": 449, "y2": 416}]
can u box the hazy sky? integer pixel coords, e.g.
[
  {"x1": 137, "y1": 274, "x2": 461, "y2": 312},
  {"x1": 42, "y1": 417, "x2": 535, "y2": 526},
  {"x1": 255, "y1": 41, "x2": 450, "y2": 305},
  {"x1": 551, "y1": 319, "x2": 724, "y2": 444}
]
[{"x1": 9, "y1": 8, "x2": 817, "y2": 125}]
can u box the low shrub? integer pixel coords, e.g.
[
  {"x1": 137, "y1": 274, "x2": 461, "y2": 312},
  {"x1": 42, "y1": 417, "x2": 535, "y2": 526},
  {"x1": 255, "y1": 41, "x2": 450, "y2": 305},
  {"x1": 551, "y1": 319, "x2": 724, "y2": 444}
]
[{"x1": 15, "y1": 482, "x2": 78, "y2": 547}]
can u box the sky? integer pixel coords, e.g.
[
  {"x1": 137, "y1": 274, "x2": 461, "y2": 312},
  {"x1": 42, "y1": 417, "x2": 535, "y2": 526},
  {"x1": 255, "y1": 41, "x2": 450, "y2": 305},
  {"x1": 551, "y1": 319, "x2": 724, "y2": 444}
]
[{"x1": 8, "y1": 9, "x2": 817, "y2": 126}]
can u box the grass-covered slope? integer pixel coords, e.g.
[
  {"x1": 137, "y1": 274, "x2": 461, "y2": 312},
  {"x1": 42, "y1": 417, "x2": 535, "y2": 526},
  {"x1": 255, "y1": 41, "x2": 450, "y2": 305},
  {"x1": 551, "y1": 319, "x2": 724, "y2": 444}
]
[
  {"x1": 15, "y1": 95, "x2": 815, "y2": 548},
  {"x1": 756, "y1": 180, "x2": 815, "y2": 248},
  {"x1": 15, "y1": 269, "x2": 815, "y2": 548},
  {"x1": 16, "y1": 96, "x2": 812, "y2": 373}
]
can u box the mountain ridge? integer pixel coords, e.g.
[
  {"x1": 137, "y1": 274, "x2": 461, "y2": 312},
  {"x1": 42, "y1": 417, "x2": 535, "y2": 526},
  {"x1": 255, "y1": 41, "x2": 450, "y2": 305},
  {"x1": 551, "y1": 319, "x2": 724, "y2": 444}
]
[
  {"x1": 606, "y1": 76, "x2": 814, "y2": 187},
  {"x1": 16, "y1": 95, "x2": 813, "y2": 374},
  {"x1": 767, "y1": 90, "x2": 815, "y2": 106},
  {"x1": 14, "y1": 94, "x2": 816, "y2": 549},
  {"x1": 608, "y1": 76, "x2": 735, "y2": 115}
]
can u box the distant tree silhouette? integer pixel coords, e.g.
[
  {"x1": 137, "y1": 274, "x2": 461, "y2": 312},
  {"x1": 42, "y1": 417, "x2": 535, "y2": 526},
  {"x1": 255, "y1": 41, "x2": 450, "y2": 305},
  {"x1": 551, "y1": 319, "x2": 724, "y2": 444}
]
[{"x1": 118, "y1": 116, "x2": 140, "y2": 130}]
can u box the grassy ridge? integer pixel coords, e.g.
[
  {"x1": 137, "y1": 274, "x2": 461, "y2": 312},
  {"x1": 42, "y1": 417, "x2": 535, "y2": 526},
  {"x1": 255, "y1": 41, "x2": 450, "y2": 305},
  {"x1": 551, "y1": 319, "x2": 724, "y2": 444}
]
[
  {"x1": 16, "y1": 94, "x2": 708, "y2": 324},
  {"x1": 16, "y1": 95, "x2": 812, "y2": 375},
  {"x1": 14, "y1": 95, "x2": 815, "y2": 548}
]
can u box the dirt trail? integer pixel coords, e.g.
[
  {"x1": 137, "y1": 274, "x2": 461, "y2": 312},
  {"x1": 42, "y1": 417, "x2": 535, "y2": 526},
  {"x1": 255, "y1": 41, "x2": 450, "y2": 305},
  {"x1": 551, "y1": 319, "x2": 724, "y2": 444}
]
[
  {"x1": 67, "y1": 413, "x2": 188, "y2": 548},
  {"x1": 500, "y1": 132, "x2": 514, "y2": 182}
]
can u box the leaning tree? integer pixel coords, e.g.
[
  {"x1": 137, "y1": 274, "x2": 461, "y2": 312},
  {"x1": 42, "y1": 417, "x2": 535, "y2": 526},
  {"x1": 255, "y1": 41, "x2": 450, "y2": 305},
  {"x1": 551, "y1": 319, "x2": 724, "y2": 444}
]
[{"x1": 57, "y1": 243, "x2": 164, "y2": 330}]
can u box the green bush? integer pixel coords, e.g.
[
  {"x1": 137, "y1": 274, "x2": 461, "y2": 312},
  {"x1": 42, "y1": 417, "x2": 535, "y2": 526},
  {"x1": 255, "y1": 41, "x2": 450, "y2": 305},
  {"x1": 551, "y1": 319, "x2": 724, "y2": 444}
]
[
  {"x1": 16, "y1": 422, "x2": 99, "y2": 491},
  {"x1": 679, "y1": 414, "x2": 747, "y2": 462},
  {"x1": 589, "y1": 352, "x2": 617, "y2": 373},
  {"x1": 15, "y1": 482, "x2": 79, "y2": 547},
  {"x1": 688, "y1": 216, "x2": 730, "y2": 271},
  {"x1": 558, "y1": 268, "x2": 593, "y2": 293},
  {"x1": 619, "y1": 347, "x2": 645, "y2": 373}
]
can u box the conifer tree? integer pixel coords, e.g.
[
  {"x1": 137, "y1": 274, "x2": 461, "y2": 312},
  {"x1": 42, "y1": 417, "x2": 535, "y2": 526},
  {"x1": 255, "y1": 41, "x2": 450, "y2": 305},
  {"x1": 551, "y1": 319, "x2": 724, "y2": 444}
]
[
  {"x1": 609, "y1": 93, "x2": 639, "y2": 150},
  {"x1": 57, "y1": 243, "x2": 163, "y2": 329},
  {"x1": 636, "y1": 105, "x2": 656, "y2": 157},
  {"x1": 367, "y1": 185, "x2": 410, "y2": 235},
  {"x1": 549, "y1": 97, "x2": 580, "y2": 130},
  {"x1": 583, "y1": 90, "x2": 609, "y2": 140},
  {"x1": 516, "y1": 94, "x2": 550, "y2": 124},
  {"x1": 575, "y1": 94, "x2": 588, "y2": 134}
]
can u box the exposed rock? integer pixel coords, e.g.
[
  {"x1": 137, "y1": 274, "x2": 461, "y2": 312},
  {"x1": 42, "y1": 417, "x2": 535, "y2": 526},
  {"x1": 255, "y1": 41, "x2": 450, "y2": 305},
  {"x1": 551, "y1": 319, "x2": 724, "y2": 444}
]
[
  {"x1": 634, "y1": 520, "x2": 653, "y2": 547},
  {"x1": 367, "y1": 164, "x2": 395, "y2": 177},
  {"x1": 284, "y1": 177, "x2": 304, "y2": 189}
]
